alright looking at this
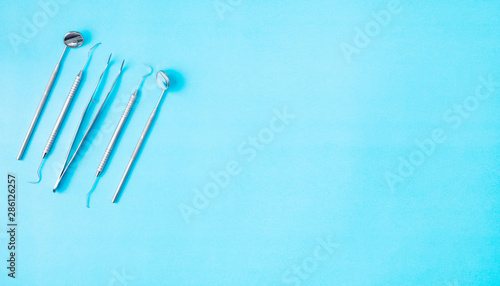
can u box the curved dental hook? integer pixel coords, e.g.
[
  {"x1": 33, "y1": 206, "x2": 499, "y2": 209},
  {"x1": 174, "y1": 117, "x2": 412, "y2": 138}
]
[
  {"x1": 28, "y1": 156, "x2": 44, "y2": 184},
  {"x1": 87, "y1": 63, "x2": 148, "y2": 208},
  {"x1": 54, "y1": 53, "x2": 113, "y2": 192},
  {"x1": 134, "y1": 65, "x2": 153, "y2": 92},
  {"x1": 59, "y1": 59, "x2": 126, "y2": 185},
  {"x1": 82, "y1": 42, "x2": 101, "y2": 71},
  {"x1": 86, "y1": 176, "x2": 98, "y2": 208}
]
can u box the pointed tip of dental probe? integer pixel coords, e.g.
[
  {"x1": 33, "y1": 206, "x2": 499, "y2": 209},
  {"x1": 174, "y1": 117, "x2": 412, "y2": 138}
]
[
  {"x1": 107, "y1": 53, "x2": 112, "y2": 64},
  {"x1": 86, "y1": 175, "x2": 98, "y2": 208},
  {"x1": 28, "y1": 177, "x2": 41, "y2": 184},
  {"x1": 28, "y1": 156, "x2": 44, "y2": 184},
  {"x1": 142, "y1": 64, "x2": 153, "y2": 79},
  {"x1": 81, "y1": 42, "x2": 101, "y2": 70},
  {"x1": 135, "y1": 64, "x2": 153, "y2": 91},
  {"x1": 144, "y1": 64, "x2": 153, "y2": 74},
  {"x1": 120, "y1": 60, "x2": 125, "y2": 71},
  {"x1": 141, "y1": 64, "x2": 153, "y2": 80},
  {"x1": 89, "y1": 42, "x2": 101, "y2": 54}
]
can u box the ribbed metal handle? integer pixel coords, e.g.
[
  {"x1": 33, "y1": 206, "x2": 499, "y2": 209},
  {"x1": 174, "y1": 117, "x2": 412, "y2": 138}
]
[
  {"x1": 44, "y1": 72, "x2": 82, "y2": 155},
  {"x1": 98, "y1": 92, "x2": 137, "y2": 173},
  {"x1": 122, "y1": 94, "x2": 135, "y2": 119},
  {"x1": 98, "y1": 148, "x2": 111, "y2": 173}
]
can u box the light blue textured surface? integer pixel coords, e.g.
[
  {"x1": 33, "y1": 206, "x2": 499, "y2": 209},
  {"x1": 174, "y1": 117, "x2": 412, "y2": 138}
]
[{"x1": 0, "y1": 0, "x2": 499, "y2": 285}]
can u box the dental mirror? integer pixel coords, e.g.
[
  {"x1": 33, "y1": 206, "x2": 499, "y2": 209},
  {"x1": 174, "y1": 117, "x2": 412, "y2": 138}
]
[
  {"x1": 64, "y1": 31, "x2": 84, "y2": 48},
  {"x1": 156, "y1": 71, "x2": 170, "y2": 90},
  {"x1": 17, "y1": 31, "x2": 84, "y2": 160}
]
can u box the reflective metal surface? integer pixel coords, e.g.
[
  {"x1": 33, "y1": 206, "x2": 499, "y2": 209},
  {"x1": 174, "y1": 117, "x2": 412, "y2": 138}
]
[
  {"x1": 63, "y1": 31, "x2": 84, "y2": 48},
  {"x1": 87, "y1": 66, "x2": 153, "y2": 207},
  {"x1": 30, "y1": 43, "x2": 99, "y2": 184},
  {"x1": 112, "y1": 71, "x2": 170, "y2": 203},
  {"x1": 17, "y1": 31, "x2": 84, "y2": 160}
]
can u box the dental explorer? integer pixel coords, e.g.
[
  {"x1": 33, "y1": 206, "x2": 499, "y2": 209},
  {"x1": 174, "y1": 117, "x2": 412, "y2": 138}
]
[
  {"x1": 86, "y1": 66, "x2": 152, "y2": 207},
  {"x1": 52, "y1": 53, "x2": 112, "y2": 191},
  {"x1": 30, "y1": 43, "x2": 100, "y2": 184},
  {"x1": 112, "y1": 71, "x2": 170, "y2": 203},
  {"x1": 18, "y1": 31, "x2": 83, "y2": 160},
  {"x1": 53, "y1": 60, "x2": 125, "y2": 192}
]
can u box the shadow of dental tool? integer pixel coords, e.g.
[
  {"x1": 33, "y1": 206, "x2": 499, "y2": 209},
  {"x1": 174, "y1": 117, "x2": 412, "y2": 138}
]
[
  {"x1": 86, "y1": 65, "x2": 153, "y2": 207},
  {"x1": 30, "y1": 42, "x2": 100, "y2": 184}
]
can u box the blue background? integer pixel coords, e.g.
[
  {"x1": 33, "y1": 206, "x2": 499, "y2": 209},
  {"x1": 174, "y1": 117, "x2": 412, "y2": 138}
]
[{"x1": 0, "y1": 0, "x2": 499, "y2": 285}]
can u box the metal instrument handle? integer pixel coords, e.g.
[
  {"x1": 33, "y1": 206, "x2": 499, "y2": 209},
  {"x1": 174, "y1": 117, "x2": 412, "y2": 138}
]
[
  {"x1": 17, "y1": 47, "x2": 67, "y2": 159},
  {"x1": 112, "y1": 105, "x2": 157, "y2": 202},
  {"x1": 98, "y1": 92, "x2": 137, "y2": 173},
  {"x1": 44, "y1": 71, "x2": 82, "y2": 155}
]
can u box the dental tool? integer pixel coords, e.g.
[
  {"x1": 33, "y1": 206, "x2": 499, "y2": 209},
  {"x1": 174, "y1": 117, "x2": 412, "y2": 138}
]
[
  {"x1": 30, "y1": 43, "x2": 100, "y2": 184},
  {"x1": 111, "y1": 71, "x2": 170, "y2": 203},
  {"x1": 52, "y1": 60, "x2": 125, "y2": 192},
  {"x1": 18, "y1": 31, "x2": 84, "y2": 160},
  {"x1": 52, "y1": 53, "x2": 112, "y2": 191},
  {"x1": 86, "y1": 66, "x2": 152, "y2": 207}
]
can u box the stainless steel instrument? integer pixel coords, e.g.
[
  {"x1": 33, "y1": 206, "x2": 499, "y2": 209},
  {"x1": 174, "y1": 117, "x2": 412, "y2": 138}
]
[
  {"x1": 30, "y1": 43, "x2": 100, "y2": 184},
  {"x1": 86, "y1": 66, "x2": 152, "y2": 207},
  {"x1": 18, "y1": 31, "x2": 84, "y2": 160},
  {"x1": 52, "y1": 53, "x2": 112, "y2": 191},
  {"x1": 53, "y1": 60, "x2": 125, "y2": 192},
  {"x1": 111, "y1": 71, "x2": 170, "y2": 203}
]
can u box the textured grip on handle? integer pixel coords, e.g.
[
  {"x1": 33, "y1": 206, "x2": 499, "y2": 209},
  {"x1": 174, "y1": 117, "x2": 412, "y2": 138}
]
[
  {"x1": 67, "y1": 75, "x2": 81, "y2": 100},
  {"x1": 98, "y1": 148, "x2": 112, "y2": 173},
  {"x1": 44, "y1": 73, "x2": 82, "y2": 155},
  {"x1": 98, "y1": 93, "x2": 137, "y2": 173},
  {"x1": 44, "y1": 127, "x2": 57, "y2": 155},
  {"x1": 121, "y1": 94, "x2": 135, "y2": 119}
]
